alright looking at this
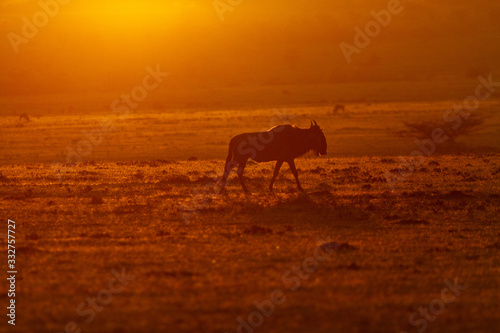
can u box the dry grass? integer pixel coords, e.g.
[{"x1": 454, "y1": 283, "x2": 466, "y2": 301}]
[{"x1": 1, "y1": 155, "x2": 499, "y2": 333}]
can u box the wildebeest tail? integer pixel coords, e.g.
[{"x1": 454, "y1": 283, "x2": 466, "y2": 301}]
[
  {"x1": 222, "y1": 140, "x2": 234, "y2": 173},
  {"x1": 225, "y1": 142, "x2": 233, "y2": 164}
]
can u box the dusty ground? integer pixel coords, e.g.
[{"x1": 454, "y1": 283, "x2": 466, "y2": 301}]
[{"x1": 1, "y1": 154, "x2": 499, "y2": 333}]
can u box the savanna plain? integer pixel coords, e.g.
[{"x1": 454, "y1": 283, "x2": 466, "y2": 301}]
[{"x1": 1, "y1": 98, "x2": 499, "y2": 333}]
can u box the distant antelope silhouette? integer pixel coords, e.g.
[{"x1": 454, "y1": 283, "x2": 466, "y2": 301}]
[
  {"x1": 333, "y1": 104, "x2": 345, "y2": 113},
  {"x1": 19, "y1": 113, "x2": 30, "y2": 122}
]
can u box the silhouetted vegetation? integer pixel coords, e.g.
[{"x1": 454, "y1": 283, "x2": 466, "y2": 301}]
[{"x1": 398, "y1": 115, "x2": 486, "y2": 147}]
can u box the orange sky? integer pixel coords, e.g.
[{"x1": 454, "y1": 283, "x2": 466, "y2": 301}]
[{"x1": 0, "y1": 0, "x2": 499, "y2": 96}]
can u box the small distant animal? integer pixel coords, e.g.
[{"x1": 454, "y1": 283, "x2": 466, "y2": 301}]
[
  {"x1": 219, "y1": 121, "x2": 327, "y2": 193},
  {"x1": 19, "y1": 113, "x2": 30, "y2": 122},
  {"x1": 333, "y1": 104, "x2": 345, "y2": 113}
]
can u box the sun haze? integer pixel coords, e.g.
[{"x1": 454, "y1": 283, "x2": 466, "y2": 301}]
[{"x1": 0, "y1": 0, "x2": 498, "y2": 98}]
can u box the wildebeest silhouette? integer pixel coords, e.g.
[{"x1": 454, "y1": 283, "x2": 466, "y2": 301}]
[{"x1": 219, "y1": 121, "x2": 327, "y2": 193}]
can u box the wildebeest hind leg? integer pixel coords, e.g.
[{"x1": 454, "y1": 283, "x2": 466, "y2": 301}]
[
  {"x1": 219, "y1": 160, "x2": 238, "y2": 193},
  {"x1": 236, "y1": 160, "x2": 250, "y2": 193}
]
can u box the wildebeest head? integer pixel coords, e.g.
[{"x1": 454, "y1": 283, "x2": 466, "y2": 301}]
[{"x1": 310, "y1": 120, "x2": 327, "y2": 156}]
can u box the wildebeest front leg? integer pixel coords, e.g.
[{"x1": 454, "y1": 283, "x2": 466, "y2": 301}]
[
  {"x1": 269, "y1": 160, "x2": 283, "y2": 192},
  {"x1": 287, "y1": 160, "x2": 304, "y2": 192},
  {"x1": 236, "y1": 160, "x2": 250, "y2": 193}
]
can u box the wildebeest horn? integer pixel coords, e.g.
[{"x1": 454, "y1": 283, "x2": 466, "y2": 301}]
[{"x1": 313, "y1": 120, "x2": 317, "y2": 127}]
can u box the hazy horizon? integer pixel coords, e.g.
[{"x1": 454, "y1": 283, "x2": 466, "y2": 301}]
[{"x1": 1, "y1": 0, "x2": 499, "y2": 97}]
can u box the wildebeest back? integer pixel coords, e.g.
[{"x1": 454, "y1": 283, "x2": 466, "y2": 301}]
[{"x1": 230, "y1": 125, "x2": 313, "y2": 163}]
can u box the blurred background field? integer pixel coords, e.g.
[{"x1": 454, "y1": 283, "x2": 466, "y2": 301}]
[{"x1": 1, "y1": 93, "x2": 499, "y2": 165}]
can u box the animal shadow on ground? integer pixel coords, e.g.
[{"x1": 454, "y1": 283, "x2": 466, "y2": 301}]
[{"x1": 189, "y1": 189, "x2": 370, "y2": 229}]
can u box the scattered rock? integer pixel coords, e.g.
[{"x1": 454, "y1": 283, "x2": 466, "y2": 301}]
[
  {"x1": 447, "y1": 190, "x2": 469, "y2": 198},
  {"x1": 24, "y1": 188, "x2": 33, "y2": 198},
  {"x1": 26, "y1": 233, "x2": 40, "y2": 241},
  {"x1": 321, "y1": 242, "x2": 341, "y2": 250},
  {"x1": 320, "y1": 242, "x2": 357, "y2": 251},
  {"x1": 243, "y1": 225, "x2": 273, "y2": 235},
  {"x1": 89, "y1": 232, "x2": 111, "y2": 239},
  {"x1": 133, "y1": 170, "x2": 145, "y2": 179},
  {"x1": 465, "y1": 254, "x2": 480, "y2": 260},
  {"x1": 337, "y1": 262, "x2": 361, "y2": 270},
  {"x1": 365, "y1": 203, "x2": 376, "y2": 211},
  {"x1": 78, "y1": 170, "x2": 99, "y2": 176},
  {"x1": 90, "y1": 196, "x2": 104, "y2": 205},
  {"x1": 156, "y1": 230, "x2": 171, "y2": 237},
  {"x1": 16, "y1": 245, "x2": 43, "y2": 254},
  {"x1": 149, "y1": 270, "x2": 195, "y2": 278},
  {"x1": 337, "y1": 243, "x2": 357, "y2": 251},
  {"x1": 486, "y1": 242, "x2": 500, "y2": 249},
  {"x1": 425, "y1": 247, "x2": 450, "y2": 253},
  {"x1": 395, "y1": 219, "x2": 429, "y2": 225},
  {"x1": 0, "y1": 172, "x2": 9, "y2": 182}
]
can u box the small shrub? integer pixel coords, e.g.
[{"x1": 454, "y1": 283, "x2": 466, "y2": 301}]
[
  {"x1": 156, "y1": 230, "x2": 171, "y2": 237},
  {"x1": 395, "y1": 219, "x2": 429, "y2": 225},
  {"x1": 398, "y1": 115, "x2": 486, "y2": 148},
  {"x1": 133, "y1": 170, "x2": 145, "y2": 179}
]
